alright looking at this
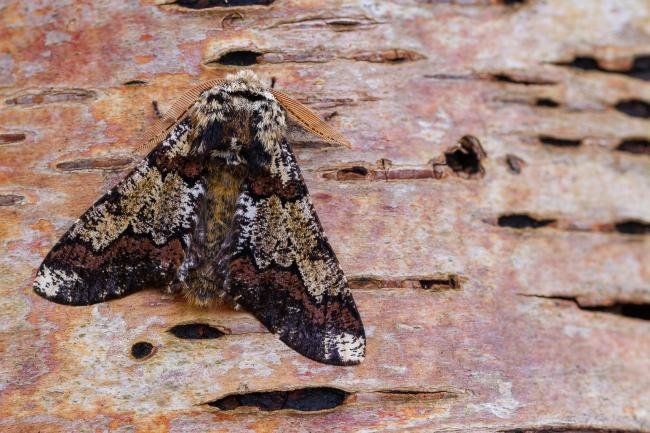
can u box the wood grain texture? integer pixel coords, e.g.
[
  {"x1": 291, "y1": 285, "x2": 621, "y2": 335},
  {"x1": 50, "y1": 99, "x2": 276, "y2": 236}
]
[{"x1": 1, "y1": 0, "x2": 649, "y2": 431}]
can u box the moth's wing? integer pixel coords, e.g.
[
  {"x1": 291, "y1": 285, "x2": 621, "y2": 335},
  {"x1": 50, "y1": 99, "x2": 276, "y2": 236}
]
[
  {"x1": 34, "y1": 119, "x2": 206, "y2": 305},
  {"x1": 221, "y1": 140, "x2": 365, "y2": 365}
]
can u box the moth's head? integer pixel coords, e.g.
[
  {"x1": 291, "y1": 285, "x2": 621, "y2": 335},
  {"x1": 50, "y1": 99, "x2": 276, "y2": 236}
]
[{"x1": 196, "y1": 72, "x2": 284, "y2": 174}]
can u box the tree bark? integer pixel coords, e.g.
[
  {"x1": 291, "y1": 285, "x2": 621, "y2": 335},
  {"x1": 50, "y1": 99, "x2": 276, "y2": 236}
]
[{"x1": 0, "y1": 0, "x2": 649, "y2": 431}]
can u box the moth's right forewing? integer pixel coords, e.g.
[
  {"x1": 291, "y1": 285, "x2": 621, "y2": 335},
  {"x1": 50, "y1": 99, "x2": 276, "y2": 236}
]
[
  {"x1": 220, "y1": 139, "x2": 366, "y2": 365},
  {"x1": 34, "y1": 118, "x2": 208, "y2": 305}
]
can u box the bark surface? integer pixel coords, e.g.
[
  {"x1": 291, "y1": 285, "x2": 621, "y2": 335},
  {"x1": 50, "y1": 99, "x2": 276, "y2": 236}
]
[{"x1": 0, "y1": 0, "x2": 649, "y2": 432}]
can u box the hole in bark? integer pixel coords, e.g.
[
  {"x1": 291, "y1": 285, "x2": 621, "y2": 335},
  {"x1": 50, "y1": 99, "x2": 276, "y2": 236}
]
[
  {"x1": 535, "y1": 98, "x2": 559, "y2": 107},
  {"x1": 498, "y1": 214, "x2": 556, "y2": 229},
  {"x1": 630, "y1": 55, "x2": 650, "y2": 80},
  {"x1": 420, "y1": 276, "x2": 460, "y2": 290},
  {"x1": 555, "y1": 54, "x2": 650, "y2": 81},
  {"x1": 212, "y1": 50, "x2": 261, "y2": 66},
  {"x1": 444, "y1": 135, "x2": 487, "y2": 178},
  {"x1": 522, "y1": 294, "x2": 650, "y2": 322},
  {"x1": 615, "y1": 99, "x2": 650, "y2": 119},
  {"x1": 491, "y1": 73, "x2": 556, "y2": 85},
  {"x1": 55, "y1": 157, "x2": 133, "y2": 172},
  {"x1": 539, "y1": 135, "x2": 581, "y2": 147},
  {"x1": 614, "y1": 220, "x2": 650, "y2": 235},
  {"x1": 172, "y1": 0, "x2": 274, "y2": 8},
  {"x1": 558, "y1": 56, "x2": 600, "y2": 70},
  {"x1": 131, "y1": 341, "x2": 155, "y2": 360},
  {"x1": 123, "y1": 80, "x2": 147, "y2": 86},
  {"x1": 168, "y1": 323, "x2": 225, "y2": 339},
  {"x1": 336, "y1": 166, "x2": 369, "y2": 180},
  {"x1": 152, "y1": 101, "x2": 162, "y2": 118},
  {"x1": 0, "y1": 194, "x2": 25, "y2": 206},
  {"x1": 353, "y1": 49, "x2": 425, "y2": 64},
  {"x1": 348, "y1": 275, "x2": 462, "y2": 290},
  {"x1": 505, "y1": 154, "x2": 525, "y2": 174},
  {"x1": 616, "y1": 138, "x2": 650, "y2": 155},
  {"x1": 582, "y1": 304, "x2": 650, "y2": 321},
  {"x1": 207, "y1": 387, "x2": 348, "y2": 411},
  {"x1": 0, "y1": 133, "x2": 26, "y2": 144}
]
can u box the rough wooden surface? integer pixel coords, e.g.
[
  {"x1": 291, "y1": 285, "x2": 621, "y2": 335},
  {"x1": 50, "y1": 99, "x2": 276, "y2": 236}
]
[{"x1": 1, "y1": 0, "x2": 649, "y2": 432}]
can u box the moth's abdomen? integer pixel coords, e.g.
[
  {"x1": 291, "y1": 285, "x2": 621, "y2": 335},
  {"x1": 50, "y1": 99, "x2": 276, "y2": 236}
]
[{"x1": 180, "y1": 162, "x2": 244, "y2": 307}]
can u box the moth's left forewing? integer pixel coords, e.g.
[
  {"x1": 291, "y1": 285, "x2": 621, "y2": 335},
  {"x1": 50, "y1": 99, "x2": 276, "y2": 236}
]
[
  {"x1": 33, "y1": 117, "x2": 206, "y2": 305},
  {"x1": 223, "y1": 137, "x2": 365, "y2": 365}
]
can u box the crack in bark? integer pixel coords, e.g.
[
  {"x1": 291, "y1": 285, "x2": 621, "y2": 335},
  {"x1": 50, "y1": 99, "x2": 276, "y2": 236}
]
[
  {"x1": 0, "y1": 133, "x2": 26, "y2": 144},
  {"x1": 55, "y1": 156, "x2": 134, "y2": 172},
  {"x1": 5, "y1": 88, "x2": 97, "y2": 106},
  {"x1": 486, "y1": 215, "x2": 650, "y2": 235},
  {"x1": 164, "y1": 0, "x2": 274, "y2": 9},
  {"x1": 617, "y1": 138, "x2": 650, "y2": 155},
  {"x1": 168, "y1": 323, "x2": 226, "y2": 339},
  {"x1": 206, "y1": 49, "x2": 425, "y2": 66},
  {"x1": 320, "y1": 136, "x2": 486, "y2": 181},
  {"x1": 348, "y1": 275, "x2": 463, "y2": 291},
  {"x1": 615, "y1": 99, "x2": 650, "y2": 119},
  {"x1": 266, "y1": 15, "x2": 382, "y2": 31},
  {"x1": 555, "y1": 54, "x2": 650, "y2": 81},
  {"x1": 204, "y1": 387, "x2": 460, "y2": 412},
  {"x1": 500, "y1": 426, "x2": 645, "y2": 433},
  {"x1": 518, "y1": 294, "x2": 650, "y2": 321}
]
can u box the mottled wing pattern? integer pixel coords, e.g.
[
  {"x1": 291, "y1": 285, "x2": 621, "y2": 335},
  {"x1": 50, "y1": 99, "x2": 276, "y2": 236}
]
[
  {"x1": 221, "y1": 139, "x2": 366, "y2": 365},
  {"x1": 33, "y1": 119, "x2": 206, "y2": 305}
]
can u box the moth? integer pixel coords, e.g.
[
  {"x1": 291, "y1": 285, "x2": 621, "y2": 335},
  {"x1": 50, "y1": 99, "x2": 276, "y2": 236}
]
[{"x1": 33, "y1": 71, "x2": 365, "y2": 366}]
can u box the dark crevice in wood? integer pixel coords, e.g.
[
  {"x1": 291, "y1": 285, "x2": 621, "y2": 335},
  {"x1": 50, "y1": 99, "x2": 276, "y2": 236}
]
[
  {"x1": 5, "y1": 88, "x2": 97, "y2": 106},
  {"x1": 55, "y1": 157, "x2": 134, "y2": 172},
  {"x1": 130, "y1": 341, "x2": 155, "y2": 360},
  {"x1": 443, "y1": 135, "x2": 487, "y2": 178},
  {"x1": 520, "y1": 294, "x2": 650, "y2": 322},
  {"x1": 535, "y1": 98, "x2": 560, "y2": 107},
  {"x1": 0, "y1": 133, "x2": 26, "y2": 144},
  {"x1": 616, "y1": 138, "x2": 650, "y2": 155},
  {"x1": 268, "y1": 16, "x2": 381, "y2": 32},
  {"x1": 348, "y1": 276, "x2": 462, "y2": 291},
  {"x1": 491, "y1": 73, "x2": 556, "y2": 86},
  {"x1": 321, "y1": 137, "x2": 486, "y2": 181},
  {"x1": 321, "y1": 164, "x2": 434, "y2": 181},
  {"x1": 122, "y1": 80, "x2": 148, "y2": 86},
  {"x1": 614, "y1": 220, "x2": 650, "y2": 235},
  {"x1": 614, "y1": 99, "x2": 650, "y2": 119},
  {"x1": 209, "y1": 50, "x2": 261, "y2": 66},
  {"x1": 0, "y1": 194, "x2": 25, "y2": 206},
  {"x1": 581, "y1": 304, "x2": 650, "y2": 321},
  {"x1": 539, "y1": 135, "x2": 581, "y2": 147},
  {"x1": 352, "y1": 49, "x2": 425, "y2": 64},
  {"x1": 152, "y1": 101, "x2": 162, "y2": 118},
  {"x1": 555, "y1": 54, "x2": 650, "y2": 81},
  {"x1": 206, "y1": 387, "x2": 348, "y2": 412},
  {"x1": 376, "y1": 389, "x2": 460, "y2": 400},
  {"x1": 500, "y1": 427, "x2": 644, "y2": 433},
  {"x1": 168, "y1": 323, "x2": 225, "y2": 339},
  {"x1": 497, "y1": 214, "x2": 556, "y2": 229},
  {"x1": 505, "y1": 154, "x2": 526, "y2": 174},
  {"x1": 170, "y1": 0, "x2": 273, "y2": 9}
]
